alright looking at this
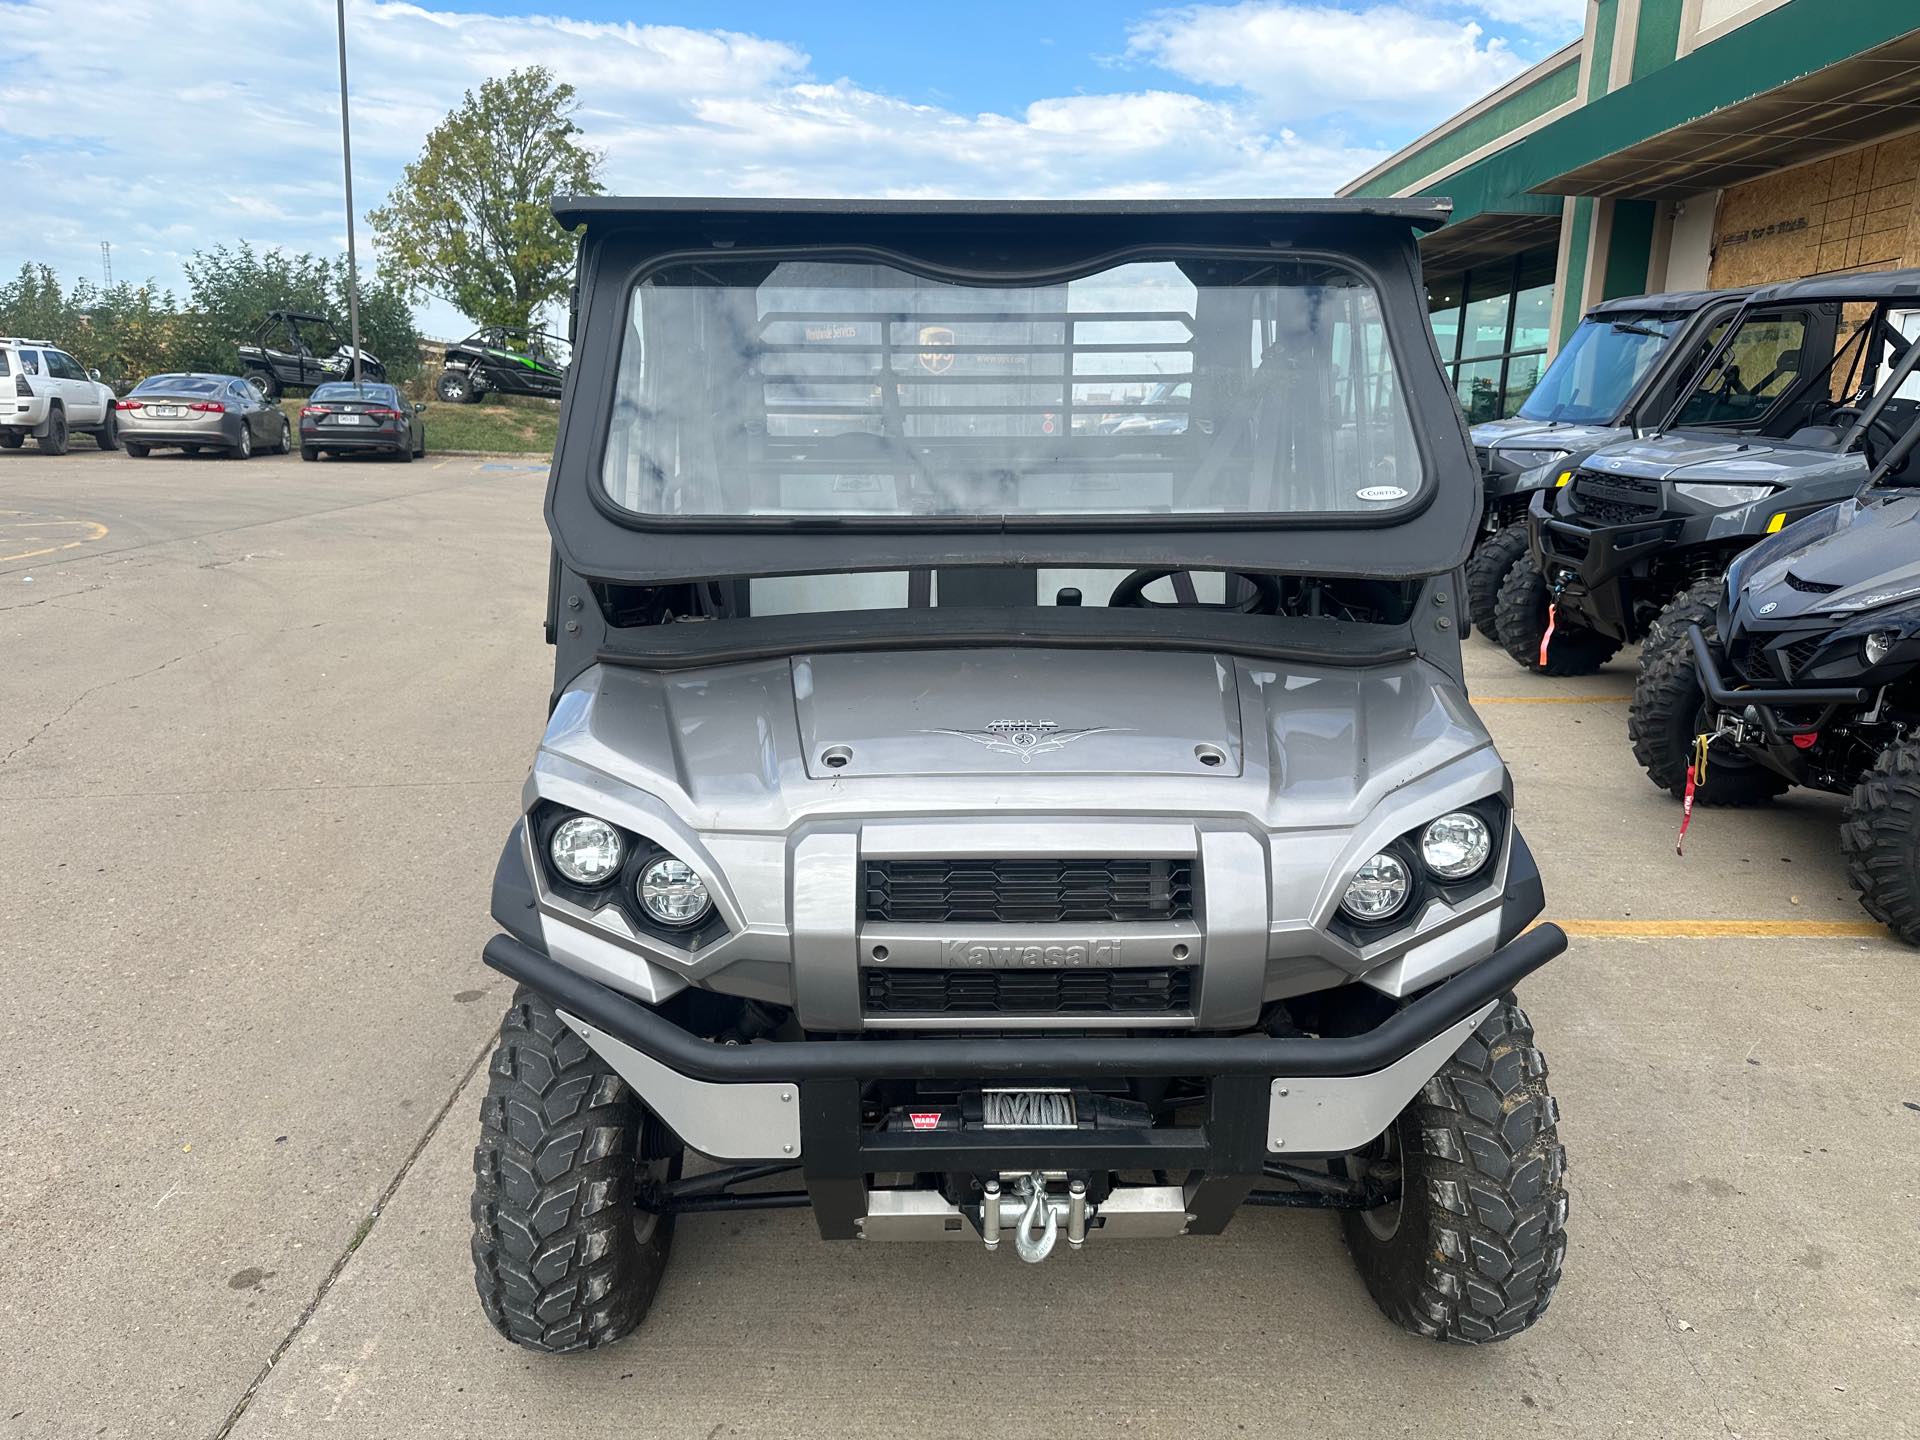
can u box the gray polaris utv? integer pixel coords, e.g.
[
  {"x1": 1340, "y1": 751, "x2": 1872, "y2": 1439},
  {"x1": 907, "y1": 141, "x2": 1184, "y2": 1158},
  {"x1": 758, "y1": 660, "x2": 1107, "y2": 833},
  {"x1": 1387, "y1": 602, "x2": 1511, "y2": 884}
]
[
  {"x1": 1495, "y1": 272, "x2": 1920, "y2": 675},
  {"x1": 1464, "y1": 287, "x2": 1750, "y2": 637},
  {"x1": 470, "y1": 196, "x2": 1570, "y2": 1354}
]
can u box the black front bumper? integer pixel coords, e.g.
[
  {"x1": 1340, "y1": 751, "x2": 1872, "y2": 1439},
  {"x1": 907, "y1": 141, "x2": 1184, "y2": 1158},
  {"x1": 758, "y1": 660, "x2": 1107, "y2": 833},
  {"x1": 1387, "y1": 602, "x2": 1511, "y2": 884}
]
[
  {"x1": 482, "y1": 920, "x2": 1566, "y2": 1237},
  {"x1": 1527, "y1": 502, "x2": 1684, "y2": 641}
]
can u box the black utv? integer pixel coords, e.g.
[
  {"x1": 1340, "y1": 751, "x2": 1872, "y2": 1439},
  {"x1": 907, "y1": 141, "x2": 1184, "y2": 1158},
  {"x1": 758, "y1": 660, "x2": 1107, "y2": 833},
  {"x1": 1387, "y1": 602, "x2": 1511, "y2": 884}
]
[
  {"x1": 236, "y1": 310, "x2": 385, "y2": 399},
  {"x1": 436, "y1": 327, "x2": 567, "y2": 403},
  {"x1": 1464, "y1": 288, "x2": 1749, "y2": 637},
  {"x1": 1628, "y1": 436, "x2": 1920, "y2": 940},
  {"x1": 1493, "y1": 271, "x2": 1920, "y2": 675}
]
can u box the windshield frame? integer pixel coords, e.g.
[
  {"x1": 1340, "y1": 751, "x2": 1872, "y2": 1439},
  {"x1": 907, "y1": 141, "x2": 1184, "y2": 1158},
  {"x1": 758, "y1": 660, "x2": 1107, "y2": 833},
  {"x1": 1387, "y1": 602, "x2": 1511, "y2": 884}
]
[
  {"x1": 586, "y1": 241, "x2": 1439, "y2": 535},
  {"x1": 1514, "y1": 311, "x2": 1682, "y2": 426},
  {"x1": 545, "y1": 204, "x2": 1479, "y2": 588}
]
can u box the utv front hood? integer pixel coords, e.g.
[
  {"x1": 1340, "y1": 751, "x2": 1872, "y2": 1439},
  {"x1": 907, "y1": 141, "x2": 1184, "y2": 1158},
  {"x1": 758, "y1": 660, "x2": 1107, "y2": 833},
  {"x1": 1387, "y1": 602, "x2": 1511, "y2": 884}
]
[
  {"x1": 1736, "y1": 494, "x2": 1920, "y2": 621},
  {"x1": 543, "y1": 647, "x2": 1494, "y2": 835},
  {"x1": 1583, "y1": 433, "x2": 1868, "y2": 487}
]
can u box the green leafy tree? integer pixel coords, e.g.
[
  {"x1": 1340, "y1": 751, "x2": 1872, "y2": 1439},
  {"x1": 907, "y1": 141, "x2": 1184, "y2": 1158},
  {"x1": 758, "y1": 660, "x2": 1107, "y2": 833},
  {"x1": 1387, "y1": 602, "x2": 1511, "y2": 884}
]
[
  {"x1": 369, "y1": 66, "x2": 601, "y2": 333},
  {"x1": 0, "y1": 264, "x2": 186, "y2": 389},
  {"x1": 180, "y1": 242, "x2": 421, "y2": 381}
]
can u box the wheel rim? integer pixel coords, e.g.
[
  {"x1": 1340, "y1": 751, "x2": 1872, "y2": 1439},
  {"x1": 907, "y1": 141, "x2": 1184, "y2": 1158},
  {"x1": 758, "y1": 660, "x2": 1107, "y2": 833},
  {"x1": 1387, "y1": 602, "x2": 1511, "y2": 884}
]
[
  {"x1": 239, "y1": 428, "x2": 251, "y2": 457},
  {"x1": 1357, "y1": 1125, "x2": 1404, "y2": 1242}
]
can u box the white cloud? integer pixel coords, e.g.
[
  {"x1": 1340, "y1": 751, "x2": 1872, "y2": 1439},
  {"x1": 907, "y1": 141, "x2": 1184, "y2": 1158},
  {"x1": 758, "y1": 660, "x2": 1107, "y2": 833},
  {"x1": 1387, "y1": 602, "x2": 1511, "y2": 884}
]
[
  {"x1": 1447, "y1": 0, "x2": 1587, "y2": 41},
  {"x1": 0, "y1": 0, "x2": 1403, "y2": 334},
  {"x1": 1126, "y1": 2, "x2": 1528, "y2": 128}
]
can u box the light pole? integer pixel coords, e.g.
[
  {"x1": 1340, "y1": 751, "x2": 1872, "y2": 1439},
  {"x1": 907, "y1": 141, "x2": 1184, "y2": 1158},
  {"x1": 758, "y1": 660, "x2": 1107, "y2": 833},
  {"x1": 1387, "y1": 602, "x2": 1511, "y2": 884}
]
[{"x1": 335, "y1": 0, "x2": 363, "y2": 384}]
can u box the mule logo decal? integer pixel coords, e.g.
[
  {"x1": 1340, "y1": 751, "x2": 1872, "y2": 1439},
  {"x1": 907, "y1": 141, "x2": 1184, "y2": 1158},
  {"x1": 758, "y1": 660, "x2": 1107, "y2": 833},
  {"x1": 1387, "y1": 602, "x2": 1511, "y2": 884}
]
[{"x1": 926, "y1": 718, "x2": 1131, "y2": 762}]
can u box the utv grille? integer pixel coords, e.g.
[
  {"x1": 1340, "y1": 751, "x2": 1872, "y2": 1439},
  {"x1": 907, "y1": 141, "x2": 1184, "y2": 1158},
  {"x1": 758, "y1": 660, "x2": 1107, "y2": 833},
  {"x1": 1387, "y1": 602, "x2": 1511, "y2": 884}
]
[
  {"x1": 863, "y1": 858, "x2": 1194, "y2": 924},
  {"x1": 863, "y1": 966, "x2": 1194, "y2": 1016},
  {"x1": 1782, "y1": 636, "x2": 1826, "y2": 678},
  {"x1": 1570, "y1": 470, "x2": 1661, "y2": 525}
]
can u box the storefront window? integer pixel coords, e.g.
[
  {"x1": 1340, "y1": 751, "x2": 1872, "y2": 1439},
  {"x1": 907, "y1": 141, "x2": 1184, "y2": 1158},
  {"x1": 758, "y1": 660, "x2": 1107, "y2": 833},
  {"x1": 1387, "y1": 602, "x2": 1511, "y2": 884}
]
[{"x1": 1427, "y1": 246, "x2": 1556, "y2": 420}]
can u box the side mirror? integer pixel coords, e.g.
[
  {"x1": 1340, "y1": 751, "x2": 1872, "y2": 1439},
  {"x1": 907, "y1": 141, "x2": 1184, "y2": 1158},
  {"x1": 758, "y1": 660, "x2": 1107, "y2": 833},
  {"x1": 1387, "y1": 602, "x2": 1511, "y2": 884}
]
[
  {"x1": 414, "y1": 402, "x2": 426, "y2": 413},
  {"x1": 88, "y1": 367, "x2": 102, "y2": 381}
]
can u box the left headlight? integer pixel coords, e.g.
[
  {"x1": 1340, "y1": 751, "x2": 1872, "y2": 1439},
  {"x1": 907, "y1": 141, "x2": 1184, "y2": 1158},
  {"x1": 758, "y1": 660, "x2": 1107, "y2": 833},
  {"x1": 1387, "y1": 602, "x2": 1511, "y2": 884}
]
[
  {"x1": 1673, "y1": 481, "x2": 1777, "y2": 509},
  {"x1": 639, "y1": 856, "x2": 712, "y2": 926},
  {"x1": 1420, "y1": 811, "x2": 1493, "y2": 880}
]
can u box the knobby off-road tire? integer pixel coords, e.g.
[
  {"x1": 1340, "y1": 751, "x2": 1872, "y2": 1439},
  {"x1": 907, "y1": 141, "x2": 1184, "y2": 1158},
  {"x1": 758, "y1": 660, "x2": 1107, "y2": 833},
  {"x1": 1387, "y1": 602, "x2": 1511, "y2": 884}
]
[
  {"x1": 437, "y1": 369, "x2": 472, "y2": 404},
  {"x1": 1342, "y1": 1000, "x2": 1568, "y2": 1344},
  {"x1": 1465, "y1": 522, "x2": 1531, "y2": 641},
  {"x1": 1842, "y1": 737, "x2": 1920, "y2": 945},
  {"x1": 471, "y1": 986, "x2": 681, "y2": 1352},
  {"x1": 1628, "y1": 644, "x2": 1788, "y2": 805},
  {"x1": 1639, "y1": 577, "x2": 1723, "y2": 675},
  {"x1": 1492, "y1": 561, "x2": 1622, "y2": 676}
]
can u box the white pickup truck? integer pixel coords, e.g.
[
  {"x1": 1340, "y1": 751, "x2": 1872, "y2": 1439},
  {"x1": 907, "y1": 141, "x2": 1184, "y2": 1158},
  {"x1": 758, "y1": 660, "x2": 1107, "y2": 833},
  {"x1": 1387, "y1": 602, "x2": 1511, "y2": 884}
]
[{"x1": 1, "y1": 337, "x2": 119, "y2": 454}]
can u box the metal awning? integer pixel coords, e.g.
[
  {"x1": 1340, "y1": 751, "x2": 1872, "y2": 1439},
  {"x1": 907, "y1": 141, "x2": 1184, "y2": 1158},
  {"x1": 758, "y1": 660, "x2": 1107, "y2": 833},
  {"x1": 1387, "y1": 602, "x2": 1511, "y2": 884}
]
[
  {"x1": 1521, "y1": 6, "x2": 1920, "y2": 200},
  {"x1": 1419, "y1": 211, "x2": 1563, "y2": 277}
]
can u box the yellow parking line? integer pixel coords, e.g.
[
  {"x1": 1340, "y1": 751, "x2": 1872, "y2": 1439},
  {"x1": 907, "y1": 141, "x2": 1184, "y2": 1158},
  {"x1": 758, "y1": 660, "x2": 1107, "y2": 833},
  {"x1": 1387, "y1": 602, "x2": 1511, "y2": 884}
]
[
  {"x1": 1477, "y1": 694, "x2": 1632, "y2": 705},
  {"x1": 1552, "y1": 918, "x2": 1885, "y2": 939},
  {"x1": 0, "y1": 518, "x2": 110, "y2": 563}
]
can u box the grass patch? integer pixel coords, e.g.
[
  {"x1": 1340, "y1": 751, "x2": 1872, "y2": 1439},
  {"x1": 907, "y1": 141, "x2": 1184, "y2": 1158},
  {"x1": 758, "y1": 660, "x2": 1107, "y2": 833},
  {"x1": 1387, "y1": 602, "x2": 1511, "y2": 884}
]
[{"x1": 279, "y1": 393, "x2": 557, "y2": 455}]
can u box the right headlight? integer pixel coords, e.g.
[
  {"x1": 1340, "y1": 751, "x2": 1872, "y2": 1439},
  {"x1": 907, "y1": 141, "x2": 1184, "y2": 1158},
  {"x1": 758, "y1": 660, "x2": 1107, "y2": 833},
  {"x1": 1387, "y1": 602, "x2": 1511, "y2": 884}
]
[
  {"x1": 549, "y1": 814, "x2": 623, "y2": 885},
  {"x1": 638, "y1": 856, "x2": 712, "y2": 926}
]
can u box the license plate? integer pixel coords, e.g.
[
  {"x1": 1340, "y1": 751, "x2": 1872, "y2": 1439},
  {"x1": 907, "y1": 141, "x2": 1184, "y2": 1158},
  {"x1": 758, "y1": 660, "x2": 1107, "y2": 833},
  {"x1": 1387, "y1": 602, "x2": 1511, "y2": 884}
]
[
  {"x1": 149, "y1": 405, "x2": 180, "y2": 417},
  {"x1": 332, "y1": 413, "x2": 365, "y2": 425}
]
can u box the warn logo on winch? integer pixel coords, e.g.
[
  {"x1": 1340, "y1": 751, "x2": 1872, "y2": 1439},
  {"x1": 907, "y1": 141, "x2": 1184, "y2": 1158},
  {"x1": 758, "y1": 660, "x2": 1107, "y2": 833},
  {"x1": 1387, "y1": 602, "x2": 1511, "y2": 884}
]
[{"x1": 942, "y1": 939, "x2": 1121, "y2": 967}]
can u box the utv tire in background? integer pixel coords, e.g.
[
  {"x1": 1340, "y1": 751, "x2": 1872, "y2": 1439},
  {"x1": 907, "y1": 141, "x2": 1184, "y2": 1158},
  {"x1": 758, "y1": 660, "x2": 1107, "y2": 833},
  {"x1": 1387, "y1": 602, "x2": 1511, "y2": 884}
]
[
  {"x1": 38, "y1": 406, "x2": 68, "y2": 455},
  {"x1": 1639, "y1": 577, "x2": 1723, "y2": 674},
  {"x1": 1492, "y1": 561, "x2": 1622, "y2": 676},
  {"x1": 248, "y1": 371, "x2": 282, "y2": 401},
  {"x1": 1342, "y1": 1000, "x2": 1567, "y2": 1343},
  {"x1": 1842, "y1": 737, "x2": 1920, "y2": 945},
  {"x1": 437, "y1": 369, "x2": 473, "y2": 404},
  {"x1": 1464, "y1": 522, "x2": 1531, "y2": 641},
  {"x1": 1628, "y1": 645, "x2": 1788, "y2": 805},
  {"x1": 471, "y1": 986, "x2": 681, "y2": 1352}
]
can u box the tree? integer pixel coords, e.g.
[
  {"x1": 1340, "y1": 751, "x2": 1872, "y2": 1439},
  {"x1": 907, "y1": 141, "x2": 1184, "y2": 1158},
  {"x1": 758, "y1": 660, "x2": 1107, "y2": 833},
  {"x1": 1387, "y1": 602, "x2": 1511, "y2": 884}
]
[
  {"x1": 369, "y1": 66, "x2": 602, "y2": 334},
  {"x1": 179, "y1": 242, "x2": 422, "y2": 381}
]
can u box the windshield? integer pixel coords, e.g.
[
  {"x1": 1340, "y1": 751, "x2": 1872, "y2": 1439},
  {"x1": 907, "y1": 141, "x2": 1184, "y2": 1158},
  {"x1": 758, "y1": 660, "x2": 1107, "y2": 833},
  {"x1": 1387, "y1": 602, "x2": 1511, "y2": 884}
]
[
  {"x1": 598, "y1": 255, "x2": 1422, "y2": 522},
  {"x1": 1515, "y1": 313, "x2": 1681, "y2": 424},
  {"x1": 311, "y1": 382, "x2": 397, "y2": 403},
  {"x1": 132, "y1": 374, "x2": 224, "y2": 395}
]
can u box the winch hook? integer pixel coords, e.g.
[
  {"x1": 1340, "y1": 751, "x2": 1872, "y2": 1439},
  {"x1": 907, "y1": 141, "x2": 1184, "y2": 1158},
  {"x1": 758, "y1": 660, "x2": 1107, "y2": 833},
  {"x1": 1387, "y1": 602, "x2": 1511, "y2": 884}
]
[{"x1": 1013, "y1": 1172, "x2": 1058, "y2": 1264}]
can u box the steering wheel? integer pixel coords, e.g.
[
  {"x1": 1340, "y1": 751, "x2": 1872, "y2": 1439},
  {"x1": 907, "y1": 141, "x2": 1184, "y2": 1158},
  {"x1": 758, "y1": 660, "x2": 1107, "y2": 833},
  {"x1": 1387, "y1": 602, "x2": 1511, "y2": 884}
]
[
  {"x1": 1826, "y1": 406, "x2": 1910, "y2": 469},
  {"x1": 1109, "y1": 568, "x2": 1282, "y2": 613}
]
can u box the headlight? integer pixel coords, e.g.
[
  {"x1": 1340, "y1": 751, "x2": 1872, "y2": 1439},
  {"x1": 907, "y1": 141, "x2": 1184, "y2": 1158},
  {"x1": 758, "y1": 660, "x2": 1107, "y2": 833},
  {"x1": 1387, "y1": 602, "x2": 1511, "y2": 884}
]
[
  {"x1": 639, "y1": 856, "x2": 712, "y2": 926},
  {"x1": 1505, "y1": 447, "x2": 1570, "y2": 471},
  {"x1": 1672, "y1": 481, "x2": 1777, "y2": 508},
  {"x1": 1420, "y1": 811, "x2": 1493, "y2": 880},
  {"x1": 1340, "y1": 851, "x2": 1411, "y2": 922},
  {"x1": 549, "y1": 815, "x2": 623, "y2": 885},
  {"x1": 1865, "y1": 630, "x2": 1898, "y2": 665}
]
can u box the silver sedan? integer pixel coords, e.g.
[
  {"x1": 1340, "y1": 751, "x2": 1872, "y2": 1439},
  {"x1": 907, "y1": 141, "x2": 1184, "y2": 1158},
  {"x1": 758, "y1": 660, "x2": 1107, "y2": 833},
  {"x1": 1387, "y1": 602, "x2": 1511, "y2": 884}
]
[{"x1": 118, "y1": 373, "x2": 291, "y2": 459}]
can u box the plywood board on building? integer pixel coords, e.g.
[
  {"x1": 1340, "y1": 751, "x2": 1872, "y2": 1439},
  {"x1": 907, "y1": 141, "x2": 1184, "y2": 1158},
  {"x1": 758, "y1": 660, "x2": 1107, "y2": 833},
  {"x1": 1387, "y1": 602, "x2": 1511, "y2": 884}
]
[{"x1": 1709, "y1": 134, "x2": 1920, "y2": 288}]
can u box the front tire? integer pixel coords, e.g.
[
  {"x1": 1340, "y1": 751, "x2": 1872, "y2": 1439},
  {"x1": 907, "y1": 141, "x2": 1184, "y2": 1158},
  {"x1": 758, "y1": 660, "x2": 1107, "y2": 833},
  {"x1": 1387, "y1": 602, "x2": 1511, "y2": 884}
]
[
  {"x1": 272, "y1": 418, "x2": 292, "y2": 455},
  {"x1": 248, "y1": 371, "x2": 281, "y2": 401},
  {"x1": 0, "y1": 431, "x2": 23, "y2": 450},
  {"x1": 471, "y1": 987, "x2": 680, "y2": 1353},
  {"x1": 94, "y1": 408, "x2": 120, "y2": 450},
  {"x1": 300, "y1": 445, "x2": 319, "y2": 462},
  {"x1": 1341, "y1": 1000, "x2": 1567, "y2": 1344},
  {"x1": 437, "y1": 370, "x2": 472, "y2": 404},
  {"x1": 1492, "y1": 561, "x2": 1622, "y2": 675},
  {"x1": 1627, "y1": 645, "x2": 1788, "y2": 805},
  {"x1": 1640, "y1": 577, "x2": 1723, "y2": 675},
  {"x1": 125, "y1": 441, "x2": 150, "y2": 458},
  {"x1": 1842, "y1": 738, "x2": 1920, "y2": 945},
  {"x1": 228, "y1": 424, "x2": 254, "y2": 460},
  {"x1": 1465, "y1": 522, "x2": 1531, "y2": 640}
]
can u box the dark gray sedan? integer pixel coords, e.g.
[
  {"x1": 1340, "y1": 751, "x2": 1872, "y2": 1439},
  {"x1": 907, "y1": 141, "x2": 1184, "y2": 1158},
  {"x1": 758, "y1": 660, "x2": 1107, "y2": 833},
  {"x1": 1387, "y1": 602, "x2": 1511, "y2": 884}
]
[
  {"x1": 298, "y1": 381, "x2": 425, "y2": 462},
  {"x1": 117, "y1": 373, "x2": 290, "y2": 459}
]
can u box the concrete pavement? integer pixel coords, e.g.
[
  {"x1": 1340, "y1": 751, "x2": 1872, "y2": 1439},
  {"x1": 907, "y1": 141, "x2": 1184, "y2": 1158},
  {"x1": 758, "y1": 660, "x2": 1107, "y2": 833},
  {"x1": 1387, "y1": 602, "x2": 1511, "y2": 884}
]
[{"x1": 2, "y1": 446, "x2": 1915, "y2": 1439}]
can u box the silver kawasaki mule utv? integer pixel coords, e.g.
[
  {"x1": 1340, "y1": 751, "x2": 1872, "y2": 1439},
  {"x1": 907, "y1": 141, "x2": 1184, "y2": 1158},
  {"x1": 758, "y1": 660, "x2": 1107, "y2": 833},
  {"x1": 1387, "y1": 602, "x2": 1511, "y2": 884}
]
[{"x1": 471, "y1": 197, "x2": 1571, "y2": 1353}]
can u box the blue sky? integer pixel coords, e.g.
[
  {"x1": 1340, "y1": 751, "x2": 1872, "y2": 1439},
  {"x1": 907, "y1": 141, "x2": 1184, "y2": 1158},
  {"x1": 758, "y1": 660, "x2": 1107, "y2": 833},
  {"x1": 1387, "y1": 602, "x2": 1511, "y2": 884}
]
[{"x1": 1, "y1": 0, "x2": 1584, "y2": 337}]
